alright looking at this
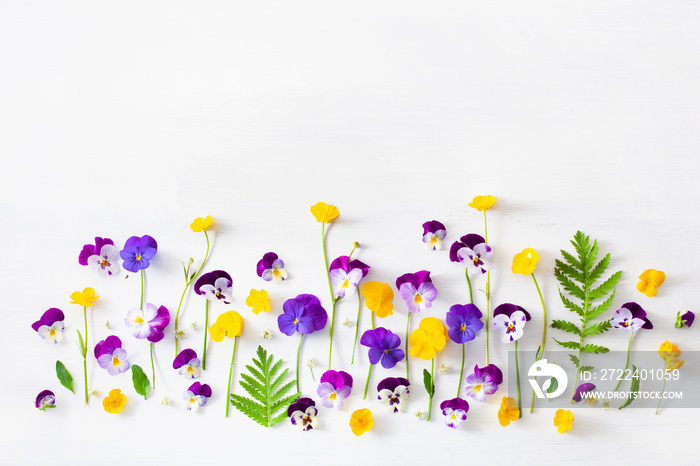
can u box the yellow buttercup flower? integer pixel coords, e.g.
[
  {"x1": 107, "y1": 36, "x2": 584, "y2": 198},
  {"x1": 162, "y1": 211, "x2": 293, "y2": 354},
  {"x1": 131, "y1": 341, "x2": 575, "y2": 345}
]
[
  {"x1": 360, "y1": 282, "x2": 394, "y2": 318},
  {"x1": 498, "y1": 396, "x2": 520, "y2": 426},
  {"x1": 553, "y1": 409, "x2": 573, "y2": 433},
  {"x1": 659, "y1": 341, "x2": 684, "y2": 370},
  {"x1": 511, "y1": 248, "x2": 539, "y2": 275},
  {"x1": 70, "y1": 287, "x2": 100, "y2": 307},
  {"x1": 245, "y1": 289, "x2": 271, "y2": 314},
  {"x1": 636, "y1": 269, "x2": 665, "y2": 297},
  {"x1": 409, "y1": 317, "x2": 448, "y2": 360},
  {"x1": 310, "y1": 202, "x2": 339, "y2": 223},
  {"x1": 190, "y1": 215, "x2": 214, "y2": 232},
  {"x1": 349, "y1": 408, "x2": 374, "y2": 436},
  {"x1": 468, "y1": 195, "x2": 497, "y2": 212},
  {"x1": 103, "y1": 388, "x2": 127, "y2": 414},
  {"x1": 209, "y1": 311, "x2": 244, "y2": 342}
]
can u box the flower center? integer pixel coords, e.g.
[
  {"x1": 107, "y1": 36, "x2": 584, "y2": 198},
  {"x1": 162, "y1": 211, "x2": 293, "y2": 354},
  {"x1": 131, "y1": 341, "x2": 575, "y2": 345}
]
[
  {"x1": 384, "y1": 349, "x2": 390, "y2": 354},
  {"x1": 473, "y1": 256, "x2": 483, "y2": 266},
  {"x1": 451, "y1": 413, "x2": 457, "y2": 419},
  {"x1": 273, "y1": 269, "x2": 281, "y2": 277},
  {"x1": 49, "y1": 328, "x2": 56, "y2": 336},
  {"x1": 414, "y1": 293, "x2": 423, "y2": 304},
  {"x1": 474, "y1": 384, "x2": 482, "y2": 392},
  {"x1": 112, "y1": 357, "x2": 120, "y2": 366},
  {"x1": 507, "y1": 323, "x2": 515, "y2": 333},
  {"x1": 100, "y1": 259, "x2": 109, "y2": 267},
  {"x1": 135, "y1": 316, "x2": 145, "y2": 324},
  {"x1": 330, "y1": 392, "x2": 337, "y2": 401},
  {"x1": 430, "y1": 236, "x2": 438, "y2": 244},
  {"x1": 294, "y1": 319, "x2": 299, "y2": 324},
  {"x1": 135, "y1": 254, "x2": 142, "y2": 261},
  {"x1": 187, "y1": 366, "x2": 194, "y2": 373},
  {"x1": 342, "y1": 279, "x2": 350, "y2": 289},
  {"x1": 460, "y1": 324, "x2": 466, "y2": 331},
  {"x1": 621, "y1": 321, "x2": 630, "y2": 327}
]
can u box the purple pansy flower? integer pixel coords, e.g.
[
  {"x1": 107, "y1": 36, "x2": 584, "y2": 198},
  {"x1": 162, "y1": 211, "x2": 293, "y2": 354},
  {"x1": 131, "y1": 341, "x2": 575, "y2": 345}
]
[
  {"x1": 422, "y1": 220, "x2": 447, "y2": 251},
  {"x1": 173, "y1": 348, "x2": 201, "y2": 379},
  {"x1": 79, "y1": 237, "x2": 120, "y2": 277},
  {"x1": 611, "y1": 302, "x2": 653, "y2": 333},
  {"x1": 492, "y1": 303, "x2": 531, "y2": 343},
  {"x1": 124, "y1": 303, "x2": 170, "y2": 343},
  {"x1": 464, "y1": 364, "x2": 503, "y2": 401},
  {"x1": 317, "y1": 370, "x2": 353, "y2": 409},
  {"x1": 194, "y1": 270, "x2": 233, "y2": 304},
  {"x1": 396, "y1": 271, "x2": 437, "y2": 313},
  {"x1": 329, "y1": 255, "x2": 370, "y2": 299},
  {"x1": 256, "y1": 252, "x2": 288, "y2": 283},
  {"x1": 278, "y1": 294, "x2": 328, "y2": 336},
  {"x1": 676, "y1": 310, "x2": 695, "y2": 328},
  {"x1": 449, "y1": 234, "x2": 492, "y2": 274},
  {"x1": 360, "y1": 327, "x2": 405, "y2": 369},
  {"x1": 119, "y1": 235, "x2": 157, "y2": 273},
  {"x1": 287, "y1": 397, "x2": 318, "y2": 431},
  {"x1": 31, "y1": 308, "x2": 65, "y2": 344},
  {"x1": 440, "y1": 397, "x2": 470, "y2": 428},
  {"x1": 94, "y1": 336, "x2": 130, "y2": 375},
  {"x1": 573, "y1": 383, "x2": 597, "y2": 404},
  {"x1": 377, "y1": 377, "x2": 410, "y2": 413},
  {"x1": 184, "y1": 382, "x2": 212, "y2": 411},
  {"x1": 35, "y1": 390, "x2": 56, "y2": 410},
  {"x1": 446, "y1": 304, "x2": 484, "y2": 344}
]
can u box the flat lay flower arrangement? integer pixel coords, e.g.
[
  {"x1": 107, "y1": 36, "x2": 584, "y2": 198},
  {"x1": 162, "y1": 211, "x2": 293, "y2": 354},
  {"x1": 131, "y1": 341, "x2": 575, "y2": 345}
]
[{"x1": 31, "y1": 201, "x2": 693, "y2": 435}]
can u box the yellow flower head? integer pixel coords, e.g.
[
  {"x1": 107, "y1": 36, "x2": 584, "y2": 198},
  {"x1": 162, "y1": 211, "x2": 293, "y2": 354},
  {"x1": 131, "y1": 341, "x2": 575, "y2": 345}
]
[
  {"x1": 209, "y1": 310, "x2": 244, "y2": 342},
  {"x1": 409, "y1": 317, "x2": 448, "y2": 360},
  {"x1": 103, "y1": 388, "x2": 127, "y2": 414},
  {"x1": 70, "y1": 287, "x2": 100, "y2": 307},
  {"x1": 310, "y1": 202, "x2": 339, "y2": 223},
  {"x1": 360, "y1": 282, "x2": 394, "y2": 318},
  {"x1": 468, "y1": 195, "x2": 497, "y2": 212},
  {"x1": 349, "y1": 408, "x2": 374, "y2": 436},
  {"x1": 553, "y1": 409, "x2": 573, "y2": 434},
  {"x1": 659, "y1": 341, "x2": 684, "y2": 370},
  {"x1": 245, "y1": 289, "x2": 271, "y2": 315},
  {"x1": 511, "y1": 248, "x2": 539, "y2": 275},
  {"x1": 636, "y1": 269, "x2": 665, "y2": 297},
  {"x1": 498, "y1": 396, "x2": 520, "y2": 427},
  {"x1": 190, "y1": 215, "x2": 214, "y2": 232}
]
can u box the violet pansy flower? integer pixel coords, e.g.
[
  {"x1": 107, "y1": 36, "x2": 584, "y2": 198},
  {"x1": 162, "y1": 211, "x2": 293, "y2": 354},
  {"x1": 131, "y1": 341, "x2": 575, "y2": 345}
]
[
  {"x1": 278, "y1": 294, "x2": 328, "y2": 336},
  {"x1": 124, "y1": 303, "x2": 170, "y2": 343},
  {"x1": 492, "y1": 303, "x2": 531, "y2": 343},
  {"x1": 396, "y1": 271, "x2": 437, "y2": 313},
  {"x1": 611, "y1": 302, "x2": 653, "y2": 333},
  {"x1": 329, "y1": 255, "x2": 370, "y2": 299},
  {"x1": 449, "y1": 233, "x2": 492, "y2": 274},
  {"x1": 377, "y1": 377, "x2": 410, "y2": 413},
  {"x1": 173, "y1": 348, "x2": 201, "y2": 379},
  {"x1": 256, "y1": 252, "x2": 288, "y2": 283},
  {"x1": 119, "y1": 235, "x2": 157, "y2": 273},
  {"x1": 317, "y1": 370, "x2": 353, "y2": 409},
  {"x1": 94, "y1": 336, "x2": 130, "y2": 376},
  {"x1": 440, "y1": 397, "x2": 469, "y2": 429},
  {"x1": 195, "y1": 270, "x2": 233, "y2": 304},
  {"x1": 360, "y1": 327, "x2": 405, "y2": 369},
  {"x1": 446, "y1": 304, "x2": 484, "y2": 344},
  {"x1": 676, "y1": 310, "x2": 695, "y2": 328},
  {"x1": 35, "y1": 390, "x2": 56, "y2": 411},
  {"x1": 287, "y1": 397, "x2": 318, "y2": 431},
  {"x1": 184, "y1": 382, "x2": 212, "y2": 411},
  {"x1": 464, "y1": 364, "x2": 503, "y2": 401},
  {"x1": 79, "y1": 237, "x2": 120, "y2": 277},
  {"x1": 31, "y1": 308, "x2": 65, "y2": 344},
  {"x1": 422, "y1": 220, "x2": 446, "y2": 251},
  {"x1": 573, "y1": 383, "x2": 597, "y2": 404}
]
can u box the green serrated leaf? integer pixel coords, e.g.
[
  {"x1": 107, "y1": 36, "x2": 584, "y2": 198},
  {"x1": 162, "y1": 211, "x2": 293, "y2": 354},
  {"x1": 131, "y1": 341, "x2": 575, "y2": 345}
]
[
  {"x1": 588, "y1": 271, "x2": 622, "y2": 301},
  {"x1": 580, "y1": 365, "x2": 595, "y2": 373},
  {"x1": 569, "y1": 354, "x2": 580, "y2": 366},
  {"x1": 423, "y1": 369, "x2": 435, "y2": 397},
  {"x1": 619, "y1": 365, "x2": 641, "y2": 410},
  {"x1": 131, "y1": 364, "x2": 151, "y2": 400},
  {"x1": 553, "y1": 339, "x2": 580, "y2": 350},
  {"x1": 56, "y1": 360, "x2": 75, "y2": 394},
  {"x1": 557, "y1": 290, "x2": 585, "y2": 317},
  {"x1": 582, "y1": 320, "x2": 611, "y2": 337},
  {"x1": 551, "y1": 319, "x2": 581, "y2": 335},
  {"x1": 580, "y1": 344, "x2": 609, "y2": 354}
]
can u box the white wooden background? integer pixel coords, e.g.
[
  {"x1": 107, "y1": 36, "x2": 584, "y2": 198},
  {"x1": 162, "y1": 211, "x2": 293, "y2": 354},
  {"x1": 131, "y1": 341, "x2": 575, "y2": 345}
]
[{"x1": 2, "y1": 1, "x2": 699, "y2": 464}]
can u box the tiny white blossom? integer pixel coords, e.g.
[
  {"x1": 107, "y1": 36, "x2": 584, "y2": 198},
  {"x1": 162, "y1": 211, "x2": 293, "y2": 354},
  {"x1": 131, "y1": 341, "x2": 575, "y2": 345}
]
[
  {"x1": 438, "y1": 364, "x2": 449, "y2": 374},
  {"x1": 89, "y1": 387, "x2": 99, "y2": 397},
  {"x1": 413, "y1": 410, "x2": 424, "y2": 420},
  {"x1": 189, "y1": 322, "x2": 197, "y2": 329},
  {"x1": 262, "y1": 329, "x2": 273, "y2": 339},
  {"x1": 342, "y1": 318, "x2": 352, "y2": 328},
  {"x1": 105, "y1": 321, "x2": 112, "y2": 329},
  {"x1": 306, "y1": 358, "x2": 316, "y2": 368},
  {"x1": 161, "y1": 396, "x2": 171, "y2": 406},
  {"x1": 176, "y1": 330, "x2": 187, "y2": 339}
]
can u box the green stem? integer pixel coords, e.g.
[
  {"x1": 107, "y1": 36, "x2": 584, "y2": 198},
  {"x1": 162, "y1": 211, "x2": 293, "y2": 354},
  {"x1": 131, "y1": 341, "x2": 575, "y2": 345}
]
[
  {"x1": 202, "y1": 300, "x2": 209, "y2": 370},
  {"x1": 427, "y1": 358, "x2": 434, "y2": 421},
  {"x1": 225, "y1": 336, "x2": 238, "y2": 418},
  {"x1": 530, "y1": 272, "x2": 547, "y2": 413},
  {"x1": 484, "y1": 210, "x2": 490, "y2": 366},
  {"x1": 655, "y1": 373, "x2": 667, "y2": 415},
  {"x1": 140, "y1": 269, "x2": 144, "y2": 310},
  {"x1": 465, "y1": 269, "x2": 473, "y2": 304},
  {"x1": 363, "y1": 363, "x2": 373, "y2": 399},
  {"x1": 309, "y1": 366, "x2": 315, "y2": 381},
  {"x1": 483, "y1": 211, "x2": 488, "y2": 243},
  {"x1": 457, "y1": 343, "x2": 465, "y2": 398},
  {"x1": 175, "y1": 231, "x2": 211, "y2": 355},
  {"x1": 351, "y1": 291, "x2": 361, "y2": 364},
  {"x1": 150, "y1": 342, "x2": 156, "y2": 389},
  {"x1": 405, "y1": 311, "x2": 411, "y2": 380},
  {"x1": 322, "y1": 222, "x2": 336, "y2": 370},
  {"x1": 296, "y1": 334, "x2": 304, "y2": 393},
  {"x1": 328, "y1": 299, "x2": 337, "y2": 370},
  {"x1": 515, "y1": 340, "x2": 522, "y2": 418},
  {"x1": 83, "y1": 306, "x2": 88, "y2": 406},
  {"x1": 614, "y1": 332, "x2": 634, "y2": 392}
]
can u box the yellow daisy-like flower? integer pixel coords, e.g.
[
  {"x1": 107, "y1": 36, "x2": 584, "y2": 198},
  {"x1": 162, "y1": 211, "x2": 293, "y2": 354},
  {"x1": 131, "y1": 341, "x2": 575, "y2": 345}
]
[
  {"x1": 468, "y1": 195, "x2": 497, "y2": 212},
  {"x1": 245, "y1": 289, "x2": 271, "y2": 314},
  {"x1": 360, "y1": 282, "x2": 394, "y2": 318},
  {"x1": 636, "y1": 269, "x2": 665, "y2": 297},
  {"x1": 310, "y1": 202, "x2": 339, "y2": 223},
  {"x1": 659, "y1": 341, "x2": 684, "y2": 370},
  {"x1": 409, "y1": 317, "x2": 448, "y2": 360},
  {"x1": 209, "y1": 311, "x2": 244, "y2": 342},
  {"x1": 190, "y1": 215, "x2": 214, "y2": 232},
  {"x1": 553, "y1": 409, "x2": 573, "y2": 433},
  {"x1": 70, "y1": 287, "x2": 100, "y2": 307},
  {"x1": 511, "y1": 248, "x2": 539, "y2": 275},
  {"x1": 103, "y1": 388, "x2": 127, "y2": 414},
  {"x1": 349, "y1": 408, "x2": 374, "y2": 436},
  {"x1": 497, "y1": 396, "x2": 520, "y2": 426}
]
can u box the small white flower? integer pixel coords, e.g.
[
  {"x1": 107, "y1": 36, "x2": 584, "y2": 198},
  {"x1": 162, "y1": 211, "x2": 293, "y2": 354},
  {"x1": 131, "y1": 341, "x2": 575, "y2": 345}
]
[
  {"x1": 189, "y1": 322, "x2": 197, "y2": 329},
  {"x1": 342, "y1": 318, "x2": 352, "y2": 328},
  {"x1": 105, "y1": 321, "x2": 112, "y2": 329},
  {"x1": 89, "y1": 387, "x2": 99, "y2": 397},
  {"x1": 262, "y1": 329, "x2": 273, "y2": 339},
  {"x1": 306, "y1": 358, "x2": 316, "y2": 368},
  {"x1": 161, "y1": 396, "x2": 171, "y2": 406},
  {"x1": 176, "y1": 330, "x2": 187, "y2": 339},
  {"x1": 438, "y1": 364, "x2": 449, "y2": 374},
  {"x1": 413, "y1": 410, "x2": 424, "y2": 420}
]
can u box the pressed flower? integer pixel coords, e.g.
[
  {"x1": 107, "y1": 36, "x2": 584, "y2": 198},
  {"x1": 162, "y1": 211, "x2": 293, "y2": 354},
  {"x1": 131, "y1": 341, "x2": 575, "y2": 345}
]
[
  {"x1": 349, "y1": 408, "x2": 373, "y2": 436},
  {"x1": 360, "y1": 282, "x2": 394, "y2": 318},
  {"x1": 492, "y1": 303, "x2": 531, "y2": 343},
  {"x1": 317, "y1": 370, "x2": 353, "y2": 409},
  {"x1": 422, "y1": 220, "x2": 447, "y2": 251},
  {"x1": 287, "y1": 398, "x2": 318, "y2": 431},
  {"x1": 190, "y1": 215, "x2": 213, "y2": 232},
  {"x1": 103, "y1": 388, "x2": 127, "y2": 414},
  {"x1": 310, "y1": 202, "x2": 339, "y2": 223},
  {"x1": 611, "y1": 302, "x2": 653, "y2": 333},
  {"x1": 449, "y1": 234, "x2": 492, "y2": 274},
  {"x1": 446, "y1": 304, "x2": 484, "y2": 344},
  {"x1": 360, "y1": 327, "x2": 405, "y2": 369},
  {"x1": 676, "y1": 310, "x2": 695, "y2": 328},
  {"x1": 511, "y1": 248, "x2": 539, "y2": 275},
  {"x1": 409, "y1": 317, "x2": 448, "y2": 360},
  {"x1": 119, "y1": 235, "x2": 157, "y2": 273},
  {"x1": 440, "y1": 397, "x2": 469, "y2": 429},
  {"x1": 70, "y1": 287, "x2": 100, "y2": 307},
  {"x1": 377, "y1": 377, "x2": 410, "y2": 413},
  {"x1": 246, "y1": 289, "x2": 271, "y2": 314},
  {"x1": 553, "y1": 409, "x2": 574, "y2": 433},
  {"x1": 468, "y1": 195, "x2": 497, "y2": 211},
  {"x1": 71, "y1": 288, "x2": 99, "y2": 405},
  {"x1": 173, "y1": 348, "x2": 201, "y2": 379},
  {"x1": 637, "y1": 269, "x2": 665, "y2": 297},
  {"x1": 209, "y1": 310, "x2": 244, "y2": 342},
  {"x1": 330, "y1": 255, "x2": 370, "y2": 299},
  {"x1": 35, "y1": 390, "x2": 56, "y2": 411},
  {"x1": 79, "y1": 237, "x2": 120, "y2": 277},
  {"x1": 256, "y1": 252, "x2": 288, "y2": 283},
  {"x1": 498, "y1": 396, "x2": 519, "y2": 426},
  {"x1": 94, "y1": 336, "x2": 130, "y2": 376},
  {"x1": 464, "y1": 364, "x2": 503, "y2": 402},
  {"x1": 184, "y1": 382, "x2": 212, "y2": 411},
  {"x1": 31, "y1": 308, "x2": 65, "y2": 344},
  {"x1": 195, "y1": 270, "x2": 233, "y2": 304},
  {"x1": 125, "y1": 303, "x2": 171, "y2": 343},
  {"x1": 573, "y1": 383, "x2": 597, "y2": 404},
  {"x1": 396, "y1": 271, "x2": 437, "y2": 314}
]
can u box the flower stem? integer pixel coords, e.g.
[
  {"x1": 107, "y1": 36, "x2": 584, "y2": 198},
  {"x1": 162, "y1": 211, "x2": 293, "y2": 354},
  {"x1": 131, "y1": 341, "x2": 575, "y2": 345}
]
[
  {"x1": 427, "y1": 358, "x2": 434, "y2": 422},
  {"x1": 530, "y1": 272, "x2": 547, "y2": 413},
  {"x1": 328, "y1": 300, "x2": 337, "y2": 370},
  {"x1": 614, "y1": 332, "x2": 634, "y2": 392},
  {"x1": 202, "y1": 300, "x2": 209, "y2": 370},
  {"x1": 83, "y1": 306, "x2": 88, "y2": 406},
  {"x1": 655, "y1": 374, "x2": 667, "y2": 415},
  {"x1": 405, "y1": 311, "x2": 411, "y2": 381},
  {"x1": 351, "y1": 291, "x2": 361, "y2": 365},
  {"x1": 484, "y1": 211, "x2": 490, "y2": 366},
  {"x1": 296, "y1": 334, "x2": 304, "y2": 393},
  {"x1": 457, "y1": 343, "x2": 465, "y2": 398},
  {"x1": 309, "y1": 366, "x2": 315, "y2": 381},
  {"x1": 225, "y1": 336, "x2": 238, "y2": 418},
  {"x1": 515, "y1": 340, "x2": 522, "y2": 418},
  {"x1": 465, "y1": 269, "x2": 473, "y2": 304},
  {"x1": 140, "y1": 269, "x2": 144, "y2": 310},
  {"x1": 363, "y1": 363, "x2": 373, "y2": 400},
  {"x1": 150, "y1": 342, "x2": 156, "y2": 389},
  {"x1": 322, "y1": 222, "x2": 336, "y2": 370}
]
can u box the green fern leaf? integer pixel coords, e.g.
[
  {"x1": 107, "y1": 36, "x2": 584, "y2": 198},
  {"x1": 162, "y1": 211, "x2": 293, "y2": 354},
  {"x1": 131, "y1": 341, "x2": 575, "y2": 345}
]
[
  {"x1": 553, "y1": 339, "x2": 580, "y2": 350},
  {"x1": 582, "y1": 320, "x2": 611, "y2": 337},
  {"x1": 550, "y1": 320, "x2": 581, "y2": 335},
  {"x1": 559, "y1": 250, "x2": 583, "y2": 275},
  {"x1": 569, "y1": 354, "x2": 580, "y2": 366},
  {"x1": 580, "y1": 344, "x2": 609, "y2": 354},
  {"x1": 580, "y1": 365, "x2": 595, "y2": 373}
]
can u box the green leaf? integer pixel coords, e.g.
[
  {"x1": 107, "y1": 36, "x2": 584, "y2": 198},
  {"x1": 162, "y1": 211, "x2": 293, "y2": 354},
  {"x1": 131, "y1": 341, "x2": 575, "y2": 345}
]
[
  {"x1": 131, "y1": 364, "x2": 151, "y2": 400},
  {"x1": 580, "y1": 344, "x2": 609, "y2": 354},
  {"x1": 568, "y1": 354, "x2": 580, "y2": 367},
  {"x1": 557, "y1": 291, "x2": 585, "y2": 317},
  {"x1": 553, "y1": 339, "x2": 580, "y2": 350},
  {"x1": 423, "y1": 369, "x2": 435, "y2": 397},
  {"x1": 619, "y1": 365, "x2": 641, "y2": 410},
  {"x1": 182, "y1": 261, "x2": 188, "y2": 280},
  {"x1": 559, "y1": 250, "x2": 583, "y2": 275},
  {"x1": 545, "y1": 376, "x2": 559, "y2": 394},
  {"x1": 582, "y1": 320, "x2": 611, "y2": 337},
  {"x1": 550, "y1": 319, "x2": 581, "y2": 335},
  {"x1": 55, "y1": 360, "x2": 75, "y2": 394},
  {"x1": 588, "y1": 271, "x2": 622, "y2": 301},
  {"x1": 580, "y1": 365, "x2": 595, "y2": 373},
  {"x1": 76, "y1": 330, "x2": 86, "y2": 357},
  {"x1": 189, "y1": 271, "x2": 197, "y2": 282},
  {"x1": 554, "y1": 269, "x2": 586, "y2": 301}
]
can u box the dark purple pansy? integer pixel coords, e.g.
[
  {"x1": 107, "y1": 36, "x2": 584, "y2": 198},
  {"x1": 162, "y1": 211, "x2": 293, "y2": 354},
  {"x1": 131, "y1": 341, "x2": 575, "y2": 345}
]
[
  {"x1": 329, "y1": 255, "x2": 370, "y2": 298},
  {"x1": 119, "y1": 235, "x2": 157, "y2": 273},
  {"x1": 79, "y1": 236, "x2": 121, "y2": 277},
  {"x1": 377, "y1": 377, "x2": 410, "y2": 413},
  {"x1": 317, "y1": 370, "x2": 353, "y2": 409},
  {"x1": 676, "y1": 310, "x2": 695, "y2": 328},
  {"x1": 464, "y1": 364, "x2": 503, "y2": 402},
  {"x1": 194, "y1": 270, "x2": 233, "y2": 304},
  {"x1": 94, "y1": 335, "x2": 130, "y2": 376},
  {"x1": 396, "y1": 270, "x2": 437, "y2": 313},
  {"x1": 35, "y1": 390, "x2": 56, "y2": 410},
  {"x1": 31, "y1": 308, "x2": 65, "y2": 344},
  {"x1": 449, "y1": 233, "x2": 492, "y2": 274},
  {"x1": 184, "y1": 382, "x2": 212, "y2": 411},
  {"x1": 446, "y1": 304, "x2": 484, "y2": 344},
  {"x1": 79, "y1": 237, "x2": 115, "y2": 265},
  {"x1": 422, "y1": 220, "x2": 447, "y2": 251},
  {"x1": 277, "y1": 294, "x2": 328, "y2": 336},
  {"x1": 256, "y1": 252, "x2": 288, "y2": 283},
  {"x1": 573, "y1": 383, "x2": 597, "y2": 403},
  {"x1": 611, "y1": 302, "x2": 653, "y2": 333},
  {"x1": 360, "y1": 327, "x2": 405, "y2": 369},
  {"x1": 287, "y1": 397, "x2": 318, "y2": 431},
  {"x1": 492, "y1": 303, "x2": 531, "y2": 343},
  {"x1": 173, "y1": 348, "x2": 201, "y2": 379},
  {"x1": 440, "y1": 397, "x2": 469, "y2": 428}
]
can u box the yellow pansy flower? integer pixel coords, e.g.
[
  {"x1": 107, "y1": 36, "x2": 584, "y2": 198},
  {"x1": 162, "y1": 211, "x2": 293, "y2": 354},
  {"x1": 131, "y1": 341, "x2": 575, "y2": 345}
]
[
  {"x1": 190, "y1": 215, "x2": 214, "y2": 232},
  {"x1": 553, "y1": 408, "x2": 573, "y2": 433},
  {"x1": 245, "y1": 289, "x2": 271, "y2": 314},
  {"x1": 511, "y1": 248, "x2": 539, "y2": 275},
  {"x1": 636, "y1": 269, "x2": 665, "y2": 297},
  {"x1": 409, "y1": 317, "x2": 448, "y2": 360},
  {"x1": 468, "y1": 195, "x2": 497, "y2": 212},
  {"x1": 349, "y1": 408, "x2": 374, "y2": 436},
  {"x1": 209, "y1": 311, "x2": 244, "y2": 342},
  {"x1": 498, "y1": 396, "x2": 520, "y2": 426},
  {"x1": 360, "y1": 282, "x2": 394, "y2": 318},
  {"x1": 103, "y1": 388, "x2": 127, "y2": 414},
  {"x1": 310, "y1": 202, "x2": 339, "y2": 223},
  {"x1": 70, "y1": 287, "x2": 99, "y2": 307}
]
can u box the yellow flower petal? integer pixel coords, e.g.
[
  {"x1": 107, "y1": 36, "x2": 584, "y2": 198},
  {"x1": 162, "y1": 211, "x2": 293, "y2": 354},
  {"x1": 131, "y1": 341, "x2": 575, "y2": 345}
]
[
  {"x1": 498, "y1": 396, "x2": 519, "y2": 426},
  {"x1": 103, "y1": 388, "x2": 127, "y2": 414},
  {"x1": 409, "y1": 317, "x2": 447, "y2": 360},
  {"x1": 245, "y1": 289, "x2": 271, "y2": 314},
  {"x1": 190, "y1": 215, "x2": 214, "y2": 232},
  {"x1": 637, "y1": 269, "x2": 665, "y2": 297},
  {"x1": 553, "y1": 408, "x2": 573, "y2": 433},
  {"x1": 468, "y1": 195, "x2": 497, "y2": 212},
  {"x1": 360, "y1": 282, "x2": 394, "y2": 318},
  {"x1": 511, "y1": 248, "x2": 539, "y2": 275},
  {"x1": 70, "y1": 287, "x2": 100, "y2": 307},
  {"x1": 349, "y1": 408, "x2": 373, "y2": 436},
  {"x1": 209, "y1": 310, "x2": 243, "y2": 342},
  {"x1": 310, "y1": 202, "x2": 340, "y2": 223}
]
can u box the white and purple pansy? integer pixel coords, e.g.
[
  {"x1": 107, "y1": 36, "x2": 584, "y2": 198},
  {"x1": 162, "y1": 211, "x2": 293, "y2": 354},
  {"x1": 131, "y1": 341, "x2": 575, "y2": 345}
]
[
  {"x1": 464, "y1": 363, "x2": 503, "y2": 402},
  {"x1": 194, "y1": 270, "x2": 233, "y2": 304},
  {"x1": 78, "y1": 236, "x2": 120, "y2": 277},
  {"x1": 612, "y1": 302, "x2": 653, "y2": 333},
  {"x1": 396, "y1": 270, "x2": 437, "y2": 313},
  {"x1": 256, "y1": 252, "x2": 288, "y2": 283},
  {"x1": 440, "y1": 397, "x2": 470, "y2": 429},
  {"x1": 492, "y1": 303, "x2": 531, "y2": 343},
  {"x1": 184, "y1": 382, "x2": 212, "y2": 411},
  {"x1": 329, "y1": 255, "x2": 370, "y2": 299},
  {"x1": 377, "y1": 377, "x2": 410, "y2": 413},
  {"x1": 422, "y1": 220, "x2": 447, "y2": 251},
  {"x1": 287, "y1": 397, "x2": 318, "y2": 431},
  {"x1": 317, "y1": 370, "x2": 353, "y2": 409},
  {"x1": 573, "y1": 383, "x2": 597, "y2": 405},
  {"x1": 173, "y1": 348, "x2": 201, "y2": 379},
  {"x1": 124, "y1": 303, "x2": 171, "y2": 343},
  {"x1": 31, "y1": 308, "x2": 65, "y2": 344},
  {"x1": 35, "y1": 390, "x2": 56, "y2": 411},
  {"x1": 449, "y1": 233, "x2": 492, "y2": 274},
  {"x1": 94, "y1": 335, "x2": 130, "y2": 376}
]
